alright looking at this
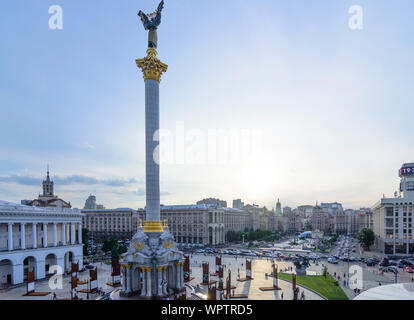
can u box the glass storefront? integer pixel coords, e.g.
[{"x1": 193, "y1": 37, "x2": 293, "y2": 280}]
[
  {"x1": 395, "y1": 242, "x2": 407, "y2": 254},
  {"x1": 384, "y1": 242, "x2": 394, "y2": 254}
]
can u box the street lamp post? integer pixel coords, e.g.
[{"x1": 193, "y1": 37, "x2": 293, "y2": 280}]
[
  {"x1": 347, "y1": 257, "x2": 350, "y2": 288},
  {"x1": 87, "y1": 278, "x2": 90, "y2": 300}
]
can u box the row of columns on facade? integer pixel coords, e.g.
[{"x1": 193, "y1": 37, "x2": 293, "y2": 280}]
[
  {"x1": 122, "y1": 262, "x2": 184, "y2": 298},
  {"x1": 6, "y1": 222, "x2": 82, "y2": 251},
  {"x1": 6, "y1": 253, "x2": 82, "y2": 285},
  {"x1": 211, "y1": 227, "x2": 225, "y2": 245}
]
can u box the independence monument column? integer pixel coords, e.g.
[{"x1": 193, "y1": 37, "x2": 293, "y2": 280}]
[
  {"x1": 116, "y1": 1, "x2": 185, "y2": 300},
  {"x1": 136, "y1": 0, "x2": 167, "y2": 233}
]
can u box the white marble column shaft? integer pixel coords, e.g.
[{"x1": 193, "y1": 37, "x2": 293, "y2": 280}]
[
  {"x1": 145, "y1": 79, "x2": 160, "y2": 221},
  {"x1": 21, "y1": 223, "x2": 25, "y2": 249},
  {"x1": 32, "y1": 223, "x2": 37, "y2": 249},
  {"x1": 8, "y1": 223, "x2": 13, "y2": 251}
]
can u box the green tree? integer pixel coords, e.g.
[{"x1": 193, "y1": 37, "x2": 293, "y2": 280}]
[
  {"x1": 305, "y1": 221, "x2": 313, "y2": 231},
  {"x1": 358, "y1": 228, "x2": 375, "y2": 250},
  {"x1": 226, "y1": 231, "x2": 243, "y2": 243},
  {"x1": 82, "y1": 228, "x2": 89, "y2": 256},
  {"x1": 102, "y1": 237, "x2": 118, "y2": 253},
  {"x1": 119, "y1": 244, "x2": 128, "y2": 254},
  {"x1": 322, "y1": 266, "x2": 328, "y2": 279},
  {"x1": 111, "y1": 243, "x2": 120, "y2": 260},
  {"x1": 329, "y1": 234, "x2": 339, "y2": 243}
]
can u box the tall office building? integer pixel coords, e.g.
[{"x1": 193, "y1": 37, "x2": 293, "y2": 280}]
[
  {"x1": 232, "y1": 199, "x2": 244, "y2": 210},
  {"x1": 372, "y1": 163, "x2": 414, "y2": 255}
]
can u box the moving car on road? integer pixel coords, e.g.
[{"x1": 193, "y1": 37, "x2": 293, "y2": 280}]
[{"x1": 328, "y1": 257, "x2": 339, "y2": 264}]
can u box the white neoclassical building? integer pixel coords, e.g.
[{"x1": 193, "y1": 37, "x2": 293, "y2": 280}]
[{"x1": 0, "y1": 200, "x2": 83, "y2": 286}]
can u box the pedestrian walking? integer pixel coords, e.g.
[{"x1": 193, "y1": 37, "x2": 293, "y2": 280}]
[
  {"x1": 53, "y1": 292, "x2": 57, "y2": 300},
  {"x1": 281, "y1": 292, "x2": 284, "y2": 300}
]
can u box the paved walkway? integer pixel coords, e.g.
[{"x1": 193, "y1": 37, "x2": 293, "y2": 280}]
[
  {"x1": 187, "y1": 254, "x2": 323, "y2": 300},
  {"x1": 0, "y1": 262, "x2": 113, "y2": 300}
]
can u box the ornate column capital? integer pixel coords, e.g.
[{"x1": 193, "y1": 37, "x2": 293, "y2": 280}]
[{"x1": 136, "y1": 48, "x2": 168, "y2": 83}]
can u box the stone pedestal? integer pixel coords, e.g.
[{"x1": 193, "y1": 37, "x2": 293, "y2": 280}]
[{"x1": 118, "y1": 224, "x2": 185, "y2": 300}]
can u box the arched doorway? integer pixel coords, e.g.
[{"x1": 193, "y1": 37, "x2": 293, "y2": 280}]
[
  {"x1": 0, "y1": 259, "x2": 13, "y2": 286},
  {"x1": 23, "y1": 256, "x2": 36, "y2": 281},
  {"x1": 64, "y1": 251, "x2": 74, "y2": 272},
  {"x1": 208, "y1": 227, "x2": 213, "y2": 245},
  {"x1": 45, "y1": 253, "x2": 57, "y2": 275}
]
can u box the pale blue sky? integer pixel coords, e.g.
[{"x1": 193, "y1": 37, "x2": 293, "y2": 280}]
[{"x1": 0, "y1": 0, "x2": 413, "y2": 210}]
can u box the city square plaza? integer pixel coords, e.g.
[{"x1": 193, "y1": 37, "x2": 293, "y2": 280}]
[{"x1": 0, "y1": 254, "x2": 323, "y2": 300}]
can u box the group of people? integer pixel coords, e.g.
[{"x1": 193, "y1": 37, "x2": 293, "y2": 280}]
[{"x1": 294, "y1": 287, "x2": 306, "y2": 300}]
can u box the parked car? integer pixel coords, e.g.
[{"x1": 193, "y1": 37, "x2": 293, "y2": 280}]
[
  {"x1": 388, "y1": 266, "x2": 398, "y2": 273},
  {"x1": 388, "y1": 260, "x2": 399, "y2": 266},
  {"x1": 406, "y1": 267, "x2": 414, "y2": 273},
  {"x1": 380, "y1": 258, "x2": 390, "y2": 267},
  {"x1": 379, "y1": 266, "x2": 388, "y2": 272},
  {"x1": 400, "y1": 259, "x2": 414, "y2": 267},
  {"x1": 85, "y1": 264, "x2": 95, "y2": 270}
]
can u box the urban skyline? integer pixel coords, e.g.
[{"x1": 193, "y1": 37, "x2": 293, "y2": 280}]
[
  {"x1": 1, "y1": 162, "x2": 410, "y2": 211},
  {"x1": 1, "y1": 1, "x2": 414, "y2": 210},
  {"x1": 1, "y1": 0, "x2": 414, "y2": 303}
]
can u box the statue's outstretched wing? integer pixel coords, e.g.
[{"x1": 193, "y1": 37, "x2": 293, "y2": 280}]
[
  {"x1": 157, "y1": 0, "x2": 165, "y2": 14},
  {"x1": 138, "y1": 10, "x2": 149, "y2": 26}
]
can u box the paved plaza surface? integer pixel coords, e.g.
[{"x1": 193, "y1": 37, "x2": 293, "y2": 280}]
[
  {"x1": 187, "y1": 254, "x2": 323, "y2": 300},
  {"x1": 1, "y1": 248, "x2": 412, "y2": 300},
  {"x1": 0, "y1": 262, "x2": 113, "y2": 300}
]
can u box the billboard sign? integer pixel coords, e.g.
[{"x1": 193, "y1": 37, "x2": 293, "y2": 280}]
[{"x1": 400, "y1": 166, "x2": 414, "y2": 177}]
